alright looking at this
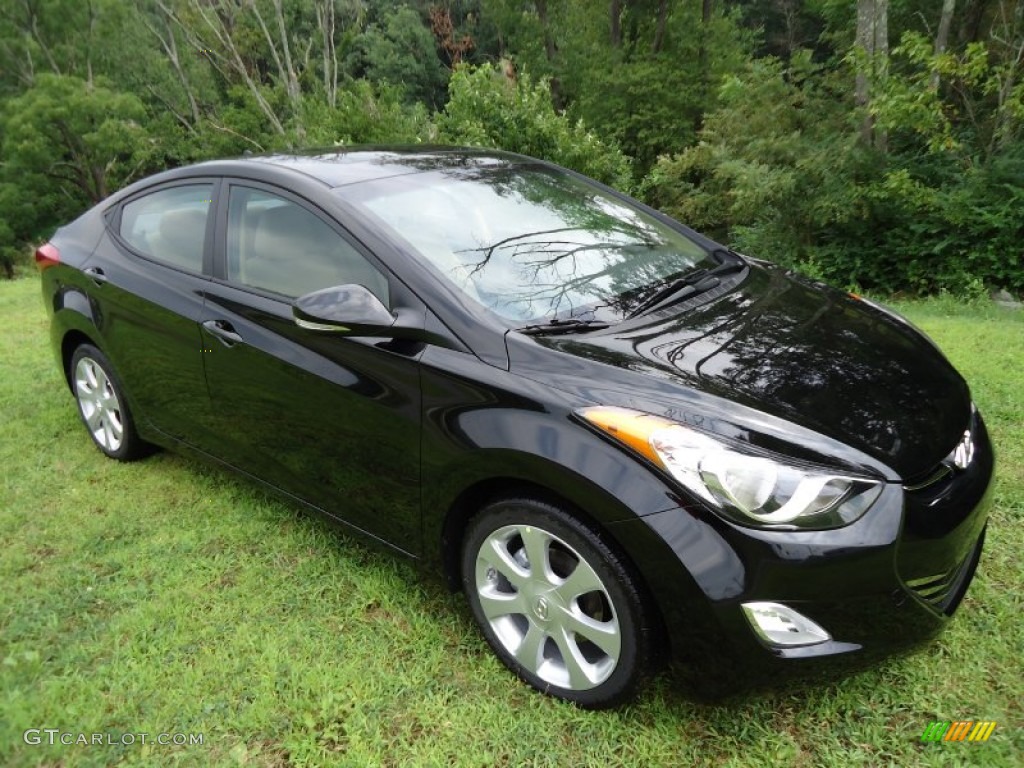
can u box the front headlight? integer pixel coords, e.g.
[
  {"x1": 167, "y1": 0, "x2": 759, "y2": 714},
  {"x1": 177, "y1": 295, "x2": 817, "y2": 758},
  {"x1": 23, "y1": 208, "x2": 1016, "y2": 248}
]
[{"x1": 578, "y1": 406, "x2": 882, "y2": 529}]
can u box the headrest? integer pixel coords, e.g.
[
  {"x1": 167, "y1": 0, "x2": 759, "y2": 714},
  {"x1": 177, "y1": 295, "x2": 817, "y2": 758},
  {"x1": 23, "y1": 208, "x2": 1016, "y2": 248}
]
[{"x1": 158, "y1": 208, "x2": 207, "y2": 255}]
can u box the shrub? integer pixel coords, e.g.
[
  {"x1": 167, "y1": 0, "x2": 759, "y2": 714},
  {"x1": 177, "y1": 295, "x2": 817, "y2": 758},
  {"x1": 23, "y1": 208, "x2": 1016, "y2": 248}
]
[{"x1": 437, "y1": 63, "x2": 632, "y2": 191}]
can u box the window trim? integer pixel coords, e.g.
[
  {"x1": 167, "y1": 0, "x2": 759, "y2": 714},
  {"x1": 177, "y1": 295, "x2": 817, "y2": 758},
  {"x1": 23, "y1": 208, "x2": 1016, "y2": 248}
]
[
  {"x1": 211, "y1": 179, "x2": 392, "y2": 305},
  {"x1": 108, "y1": 178, "x2": 222, "y2": 276}
]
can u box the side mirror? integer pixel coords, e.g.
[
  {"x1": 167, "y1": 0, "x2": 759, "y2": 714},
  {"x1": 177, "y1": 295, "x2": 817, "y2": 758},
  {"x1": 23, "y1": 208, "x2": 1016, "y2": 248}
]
[{"x1": 292, "y1": 284, "x2": 396, "y2": 336}]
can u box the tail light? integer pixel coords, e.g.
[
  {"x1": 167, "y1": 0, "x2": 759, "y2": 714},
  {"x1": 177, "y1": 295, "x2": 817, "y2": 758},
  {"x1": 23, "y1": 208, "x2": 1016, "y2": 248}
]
[{"x1": 35, "y1": 243, "x2": 61, "y2": 271}]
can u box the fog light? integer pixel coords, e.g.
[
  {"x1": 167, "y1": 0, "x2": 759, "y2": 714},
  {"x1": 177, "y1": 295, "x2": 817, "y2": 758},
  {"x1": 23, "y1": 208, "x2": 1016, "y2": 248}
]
[{"x1": 742, "y1": 602, "x2": 831, "y2": 647}]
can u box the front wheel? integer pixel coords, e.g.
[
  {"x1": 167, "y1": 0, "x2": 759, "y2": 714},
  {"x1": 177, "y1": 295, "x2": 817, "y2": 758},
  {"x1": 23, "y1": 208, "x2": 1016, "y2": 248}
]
[
  {"x1": 461, "y1": 496, "x2": 656, "y2": 708},
  {"x1": 70, "y1": 344, "x2": 151, "y2": 461}
]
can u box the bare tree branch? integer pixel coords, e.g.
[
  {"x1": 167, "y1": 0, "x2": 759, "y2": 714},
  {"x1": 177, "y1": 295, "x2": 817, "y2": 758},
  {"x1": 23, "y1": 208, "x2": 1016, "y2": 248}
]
[
  {"x1": 204, "y1": 118, "x2": 267, "y2": 151},
  {"x1": 143, "y1": 4, "x2": 201, "y2": 125},
  {"x1": 164, "y1": 0, "x2": 286, "y2": 134}
]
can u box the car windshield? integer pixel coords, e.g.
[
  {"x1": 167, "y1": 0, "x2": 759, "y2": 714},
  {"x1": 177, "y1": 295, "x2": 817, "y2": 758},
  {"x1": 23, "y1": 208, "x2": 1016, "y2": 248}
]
[{"x1": 336, "y1": 165, "x2": 720, "y2": 324}]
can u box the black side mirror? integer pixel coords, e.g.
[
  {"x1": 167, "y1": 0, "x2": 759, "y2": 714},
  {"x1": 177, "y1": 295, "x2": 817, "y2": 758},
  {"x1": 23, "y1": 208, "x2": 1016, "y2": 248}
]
[{"x1": 292, "y1": 284, "x2": 396, "y2": 336}]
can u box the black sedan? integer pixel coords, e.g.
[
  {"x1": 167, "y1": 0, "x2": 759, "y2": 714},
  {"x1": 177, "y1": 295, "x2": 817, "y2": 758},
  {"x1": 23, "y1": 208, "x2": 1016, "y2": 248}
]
[{"x1": 37, "y1": 148, "x2": 993, "y2": 708}]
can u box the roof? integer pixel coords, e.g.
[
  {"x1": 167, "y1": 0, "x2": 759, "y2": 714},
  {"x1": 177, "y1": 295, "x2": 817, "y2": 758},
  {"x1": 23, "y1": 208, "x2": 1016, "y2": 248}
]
[{"x1": 236, "y1": 146, "x2": 530, "y2": 188}]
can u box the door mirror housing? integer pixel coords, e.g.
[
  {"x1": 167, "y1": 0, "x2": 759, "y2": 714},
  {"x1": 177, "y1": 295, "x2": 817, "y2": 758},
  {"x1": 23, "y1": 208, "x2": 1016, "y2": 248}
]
[{"x1": 292, "y1": 284, "x2": 396, "y2": 336}]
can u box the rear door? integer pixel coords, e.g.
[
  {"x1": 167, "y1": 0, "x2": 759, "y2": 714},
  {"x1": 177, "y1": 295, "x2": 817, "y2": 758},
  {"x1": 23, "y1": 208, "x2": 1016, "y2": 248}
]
[
  {"x1": 89, "y1": 180, "x2": 218, "y2": 446},
  {"x1": 199, "y1": 180, "x2": 422, "y2": 554}
]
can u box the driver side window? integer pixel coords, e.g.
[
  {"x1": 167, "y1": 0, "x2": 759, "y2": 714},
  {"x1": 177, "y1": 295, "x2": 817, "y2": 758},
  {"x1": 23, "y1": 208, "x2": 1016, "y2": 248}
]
[{"x1": 226, "y1": 186, "x2": 389, "y2": 304}]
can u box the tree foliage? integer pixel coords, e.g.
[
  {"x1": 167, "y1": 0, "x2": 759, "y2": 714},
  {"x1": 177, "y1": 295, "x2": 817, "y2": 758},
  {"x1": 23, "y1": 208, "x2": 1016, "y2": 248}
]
[
  {"x1": 0, "y1": 74, "x2": 152, "y2": 276},
  {"x1": 437, "y1": 63, "x2": 632, "y2": 189},
  {"x1": 0, "y1": 0, "x2": 1020, "y2": 293}
]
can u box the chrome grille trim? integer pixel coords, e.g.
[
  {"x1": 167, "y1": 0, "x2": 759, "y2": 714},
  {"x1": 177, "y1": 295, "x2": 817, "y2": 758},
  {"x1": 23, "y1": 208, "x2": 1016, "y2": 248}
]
[
  {"x1": 903, "y1": 535, "x2": 983, "y2": 615},
  {"x1": 903, "y1": 412, "x2": 975, "y2": 493},
  {"x1": 903, "y1": 465, "x2": 953, "y2": 492}
]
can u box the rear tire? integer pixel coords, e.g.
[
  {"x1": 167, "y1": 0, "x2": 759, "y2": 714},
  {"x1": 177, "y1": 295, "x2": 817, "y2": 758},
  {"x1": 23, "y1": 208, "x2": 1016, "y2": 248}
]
[
  {"x1": 461, "y1": 496, "x2": 655, "y2": 708},
  {"x1": 70, "y1": 344, "x2": 151, "y2": 461}
]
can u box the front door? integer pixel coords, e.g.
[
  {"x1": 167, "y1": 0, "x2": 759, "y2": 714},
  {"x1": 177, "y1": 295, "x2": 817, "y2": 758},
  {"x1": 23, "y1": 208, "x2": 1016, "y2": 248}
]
[{"x1": 199, "y1": 182, "x2": 422, "y2": 554}]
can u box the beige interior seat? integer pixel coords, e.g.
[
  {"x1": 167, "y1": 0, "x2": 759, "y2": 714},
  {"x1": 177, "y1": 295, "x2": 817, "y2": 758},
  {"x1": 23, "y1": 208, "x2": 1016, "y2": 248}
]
[
  {"x1": 146, "y1": 208, "x2": 206, "y2": 270},
  {"x1": 244, "y1": 204, "x2": 389, "y2": 303}
]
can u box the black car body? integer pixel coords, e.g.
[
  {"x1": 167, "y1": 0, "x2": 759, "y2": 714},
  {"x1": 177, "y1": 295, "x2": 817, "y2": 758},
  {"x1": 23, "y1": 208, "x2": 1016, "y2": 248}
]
[{"x1": 38, "y1": 148, "x2": 994, "y2": 707}]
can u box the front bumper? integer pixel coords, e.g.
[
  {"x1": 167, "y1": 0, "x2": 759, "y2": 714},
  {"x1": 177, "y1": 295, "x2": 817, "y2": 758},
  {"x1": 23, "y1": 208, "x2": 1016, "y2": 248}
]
[{"x1": 611, "y1": 409, "x2": 995, "y2": 685}]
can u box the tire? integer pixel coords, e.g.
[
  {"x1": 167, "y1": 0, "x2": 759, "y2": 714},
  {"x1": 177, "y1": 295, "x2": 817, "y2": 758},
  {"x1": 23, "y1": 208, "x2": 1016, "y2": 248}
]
[
  {"x1": 461, "y1": 496, "x2": 655, "y2": 708},
  {"x1": 70, "y1": 344, "x2": 151, "y2": 461}
]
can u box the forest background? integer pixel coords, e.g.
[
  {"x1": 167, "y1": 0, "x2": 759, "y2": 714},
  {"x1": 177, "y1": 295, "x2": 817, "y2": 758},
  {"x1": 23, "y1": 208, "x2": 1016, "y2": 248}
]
[{"x1": 1, "y1": 0, "x2": 1022, "y2": 297}]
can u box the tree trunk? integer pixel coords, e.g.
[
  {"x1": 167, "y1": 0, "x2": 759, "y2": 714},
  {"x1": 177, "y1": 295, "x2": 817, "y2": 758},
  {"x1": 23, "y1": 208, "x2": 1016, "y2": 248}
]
[
  {"x1": 958, "y1": 0, "x2": 993, "y2": 46},
  {"x1": 148, "y1": 3, "x2": 201, "y2": 127},
  {"x1": 931, "y1": 0, "x2": 956, "y2": 89},
  {"x1": 992, "y1": 4, "x2": 1024, "y2": 154},
  {"x1": 315, "y1": 0, "x2": 337, "y2": 107},
  {"x1": 695, "y1": 0, "x2": 713, "y2": 132},
  {"x1": 855, "y1": 0, "x2": 873, "y2": 130},
  {"x1": 171, "y1": 0, "x2": 286, "y2": 134},
  {"x1": 23, "y1": 0, "x2": 61, "y2": 74},
  {"x1": 270, "y1": 0, "x2": 300, "y2": 106},
  {"x1": 855, "y1": 0, "x2": 888, "y2": 150},
  {"x1": 652, "y1": 0, "x2": 669, "y2": 54},
  {"x1": 86, "y1": 0, "x2": 96, "y2": 88},
  {"x1": 782, "y1": 0, "x2": 799, "y2": 59},
  {"x1": 534, "y1": 0, "x2": 563, "y2": 109},
  {"x1": 874, "y1": 0, "x2": 888, "y2": 152},
  {"x1": 610, "y1": 0, "x2": 622, "y2": 48}
]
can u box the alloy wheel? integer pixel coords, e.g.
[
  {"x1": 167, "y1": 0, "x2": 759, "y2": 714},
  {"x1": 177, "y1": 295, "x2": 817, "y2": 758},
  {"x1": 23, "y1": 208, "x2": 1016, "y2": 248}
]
[
  {"x1": 473, "y1": 523, "x2": 622, "y2": 690},
  {"x1": 74, "y1": 356, "x2": 124, "y2": 453}
]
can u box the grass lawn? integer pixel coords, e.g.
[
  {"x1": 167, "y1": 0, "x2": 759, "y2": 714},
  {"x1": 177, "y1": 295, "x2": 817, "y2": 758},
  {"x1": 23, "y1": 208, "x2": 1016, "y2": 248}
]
[{"x1": 1, "y1": 276, "x2": 1021, "y2": 767}]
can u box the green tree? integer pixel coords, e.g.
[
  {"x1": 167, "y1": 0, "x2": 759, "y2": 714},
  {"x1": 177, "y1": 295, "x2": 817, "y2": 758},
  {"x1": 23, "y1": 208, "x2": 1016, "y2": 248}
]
[
  {"x1": 0, "y1": 73, "x2": 150, "y2": 275},
  {"x1": 346, "y1": 6, "x2": 450, "y2": 109},
  {"x1": 3, "y1": 73, "x2": 150, "y2": 204},
  {"x1": 642, "y1": 53, "x2": 872, "y2": 280},
  {"x1": 437, "y1": 62, "x2": 632, "y2": 189},
  {"x1": 301, "y1": 80, "x2": 434, "y2": 146}
]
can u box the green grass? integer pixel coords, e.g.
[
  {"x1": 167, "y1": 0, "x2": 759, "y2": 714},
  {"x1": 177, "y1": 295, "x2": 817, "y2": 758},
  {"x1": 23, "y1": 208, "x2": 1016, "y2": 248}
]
[{"x1": 1, "y1": 277, "x2": 1021, "y2": 767}]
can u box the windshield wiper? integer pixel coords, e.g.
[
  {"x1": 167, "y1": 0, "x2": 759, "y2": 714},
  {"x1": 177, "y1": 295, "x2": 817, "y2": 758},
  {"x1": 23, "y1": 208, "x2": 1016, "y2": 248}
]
[
  {"x1": 515, "y1": 318, "x2": 611, "y2": 336},
  {"x1": 626, "y1": 248, "x2": 746, "y2": 319}
]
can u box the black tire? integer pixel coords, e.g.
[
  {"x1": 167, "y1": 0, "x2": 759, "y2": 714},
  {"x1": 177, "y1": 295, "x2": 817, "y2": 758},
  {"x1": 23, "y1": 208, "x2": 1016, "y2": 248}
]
[
  {"x1": 69, "y1": 344, "x2": 152, "y2": 461},
  {"x1": 461, "y1": 496, "x2": 656, "y2": 708}
]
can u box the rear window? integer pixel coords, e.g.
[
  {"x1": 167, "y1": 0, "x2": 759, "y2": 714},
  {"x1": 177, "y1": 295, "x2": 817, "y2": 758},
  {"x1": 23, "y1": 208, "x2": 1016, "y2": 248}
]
[{"x1": 120, "y1": 185, "x2": 213, "y2": 272}]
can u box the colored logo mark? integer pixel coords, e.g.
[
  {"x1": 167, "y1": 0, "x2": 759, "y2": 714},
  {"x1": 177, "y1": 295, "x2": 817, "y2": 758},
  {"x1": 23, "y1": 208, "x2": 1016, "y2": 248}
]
[{"x1": 921, "y1": 721, "x2": 997, "y2": 743}]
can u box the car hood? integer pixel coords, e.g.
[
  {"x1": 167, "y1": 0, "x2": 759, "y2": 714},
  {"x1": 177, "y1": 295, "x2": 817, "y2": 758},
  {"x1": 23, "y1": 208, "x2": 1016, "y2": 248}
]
[{"x1": 517, "y1": 264, "x2": 971, "y2": 479}]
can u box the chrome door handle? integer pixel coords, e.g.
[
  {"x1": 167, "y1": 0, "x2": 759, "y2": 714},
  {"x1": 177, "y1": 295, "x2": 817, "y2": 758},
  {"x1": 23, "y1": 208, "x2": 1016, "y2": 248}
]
[
  {"x1": 202, "y1": 319, "x2": 244, "y2": 346},
  {"x1": 83, "y1": 266, "x2": 107, "y2": 285}
]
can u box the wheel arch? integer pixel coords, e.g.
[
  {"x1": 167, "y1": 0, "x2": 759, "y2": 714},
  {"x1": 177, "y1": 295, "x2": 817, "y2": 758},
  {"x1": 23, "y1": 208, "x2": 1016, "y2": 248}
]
[
  {"x1": 60, "y1": 329, "x2": 98, "y2": 392},
  {"x1": 440, "y1": 476, "x2": 607, "y2": 592}
]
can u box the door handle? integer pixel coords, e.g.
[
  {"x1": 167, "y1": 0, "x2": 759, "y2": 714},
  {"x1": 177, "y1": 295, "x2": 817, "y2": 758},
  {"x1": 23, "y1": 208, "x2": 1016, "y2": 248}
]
[
  {"x1": 83, "y1": 266, "x2": 107, "y2": 285},
  {"x1": 202, "y1": 319, "x2": 244, "y2": 347}
]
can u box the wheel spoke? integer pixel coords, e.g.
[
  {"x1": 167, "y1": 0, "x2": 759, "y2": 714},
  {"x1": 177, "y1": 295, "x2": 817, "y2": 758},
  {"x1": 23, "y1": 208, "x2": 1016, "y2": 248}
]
[
  {"x1": 559, "y1": 606, "x2": 621, "y2": 658},
  {"x1": 107, "y1": 409, "x2": 123, "y2": 437},
  {"x1": 552, "y1": 626, "x2": 597, "y2": 689},
  {"x1": 552, "y1": 559, "x2": 604, "y2": 604},
  {"x1": 93, "y1": 366, "x2": 109, "y2": 392},
  {"x1": 519, "y1": 525, "x2": 553, "y2": 582},
  {"x1": 478, "y1": 537, "x2": 529, "y2": 590},
  {"x1": 84, "y1": 405, "x2": 102, "y2": 430},
  {"x1": 102, "y1": 417, "x2": 116, "y2": 449},
  {"x1": 513, "y1": 622, "x2": 546, "y2": 670},
  {"x1": 75, "y1": 378, "x2": 92, "y2": 399},
  {"x1": 477, "y1": 586, "x2": 528, "y2": 620},
  {"x1": 84, "y1": 361, "x2": 99, "y2": 389}
]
